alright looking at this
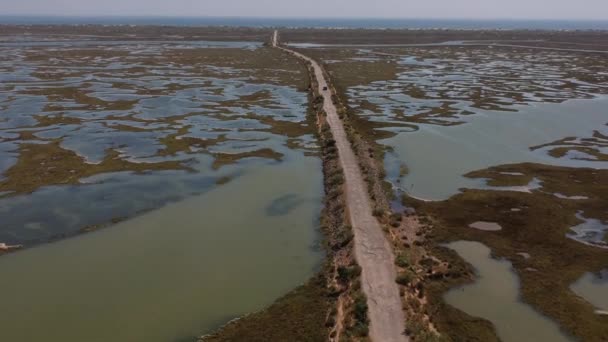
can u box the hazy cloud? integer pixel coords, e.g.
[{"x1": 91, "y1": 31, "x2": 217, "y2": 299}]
[{"x1": 1, "y1": 0, "x2": 607, "y2": 20}]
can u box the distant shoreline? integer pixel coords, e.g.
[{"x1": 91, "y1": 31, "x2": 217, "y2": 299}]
[
  {"x1": 1, "y1": 16, "x2": 608, "y2": 30},
  {"x1": 1, "y1": 26, "x2": 606, "y2": 50}
]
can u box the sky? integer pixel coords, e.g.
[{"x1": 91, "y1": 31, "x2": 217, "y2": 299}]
[{"x1": 1, "y1": 0, "x2": 608, "y2": 21}]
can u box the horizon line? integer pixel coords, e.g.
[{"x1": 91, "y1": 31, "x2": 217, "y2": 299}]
[{"x1": 1, "y1": 14, "x2": 608, "y2": 22}]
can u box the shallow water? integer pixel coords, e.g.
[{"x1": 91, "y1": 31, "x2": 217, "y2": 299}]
[
  {"x1": 571, "y1": 270, "x2": 608, "y2": 312},
  {"x1": 325, "y1": 46, "x2": 608, "y2": 200},
  {"x1": 568, "y1": 212, "x2": 608, "y2": 249},
  {"x1": 0, "y1": 40, "x2": 262, "y2": 48},
  {"x1": 0, "y1": 40, "x2": 312, "y2": 245},
  {"x1": 384, "y1": 97, "x2": 608, "y2": 200},
  {"x1": 310, "y1": 40, "x2": 608, "y2": 339},
  {"x1": 0, "y1": 155, "x2": 218, "y2": 244},
  {"x1": 469, "y1": 221, "x2": 502, "y2": 231},
  {"x1": 0, "y1": 156, "x2": 323, "y2": 342},
  {"x1": 444, "y1": 241, "x2": 571, "y2": 342},
  {"x1": 0, "y1": 37, "x2": 324, "y2": 341}
]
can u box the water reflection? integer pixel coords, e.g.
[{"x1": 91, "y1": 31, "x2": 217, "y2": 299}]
[
  {"x1": 0, "y1": 40, "x2": 313, "y2": 246},
  {"x1": 0, "y1": 157, "x2": 323, "y2": 342},
  {"x1": 444, "y1": 241, "x2": 571, "y2": 342},
  {"x1": 384, "y1": 97, "x2": 608, "y2": 200},
  {"x1": 571, "y1": 270, "x2": 608, "y2": 312}
]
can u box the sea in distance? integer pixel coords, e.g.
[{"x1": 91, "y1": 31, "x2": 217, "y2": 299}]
[{"x1": 1, "y1": 16, "x2": 608, "y2": 30}]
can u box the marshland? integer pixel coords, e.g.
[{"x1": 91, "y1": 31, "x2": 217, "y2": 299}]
[{"x1": 0, "y1": 23, "x2": 607, "y2": 342}]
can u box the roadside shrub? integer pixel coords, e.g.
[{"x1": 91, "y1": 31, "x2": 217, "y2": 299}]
[
  {"x1": 390, "y1": 212, "x2": 403, "y2": 222},
  {"x1": 396, "y1": 271, "x2": 414, "y2": 286},
  {"x1": 333, "y1": 230, "x2": 353, "y2": 249},
  {"x1": 395, "y1": 254, "x2": 410, "y2": 268},
  {"x1": 419, "y1": 257, "x2": 435, "y2": 268},
  {"x1": 353, "y1": 294, "x2": 369, "y2": 324},
  {"x1": 390, "y1": 213, "x2": 402, "y2": 227},
  {"x1": 328, "y1": 174, "x2": 344, "y2": 186},
  {"x1": 337, "y1": 265, "x2": 361, "y2": 283},
  {"x1": 324, "y1": 138, "x2": 336, "y2": 148},
  {"x1": 379, "y1": 168, "x2": 387, "y2": 178},
  {"x1": 405, "y1": 319, "x2": 425, "y2": 337},
  {"x1": 325, "y1": 316, "x2": 336, "y2": 327},
  {"x1": 347, "y1": 294, "x2": 370, "y2": 337},
  {"x1": 327, "y1": 285, "x2": 341, "y2": 298},
  {"x1": 351, "y1": 323, "x2": 369, "y2": 337},
  {"x1": 327, "y1": 188, "x2": 341, "y2": 200},
  {"x1": 325, "y1": 146, "x2": 337, "y2": 155},
  {"x1": 337, "y1": 266, "x2": 349, "y2": 282}
]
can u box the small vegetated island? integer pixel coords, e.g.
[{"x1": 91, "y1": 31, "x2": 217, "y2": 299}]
[{"x1": 0, "y1": 23, "x2": 606, "y2": 342}]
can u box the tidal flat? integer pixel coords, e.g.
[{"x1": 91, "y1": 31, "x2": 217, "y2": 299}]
[
  {"x1": 2, "y1": 26, "x2": 608, "y2": 342},
  {"x1": 281, "y1": 29, "x2": 608, "y2": 49},
  {"x1": 301, "y1": 33, "x2": 608, "y2": 341},
  {"x1": 0, "y1": 36, "x2": 316, "y2": 246},
  {"x1": 0, "y1": 158, "x2": 324, "y2": 342},
  {"x1": 0, "y1": 30, "x2": 327, "y2": 341}
]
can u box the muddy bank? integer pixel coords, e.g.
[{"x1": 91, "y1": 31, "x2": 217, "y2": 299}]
[
  {"x1": 0, "y1": 156, "x2": 324, "y2": 342},
  {"x1": 0, "y1": 25, "x2": 273, "y2": 42},
  {"x1": 0, "y1": 36, "x2": 314, "y2": 249},
  {"x1": 202, "y1": 51, "x2": 367, "y2": 342},
  {"x1": 281, "y1": 29, "x2": 608, "y2": 50},
  {"x1": 298, "y1": 32, "x2": 608, "y2": 341},
  {"x1": 404, "y1": 163, "x2": 608, "y2": 341},
  {"x1": 444, "y1": 240, "x2": 570, "y2": 342}
]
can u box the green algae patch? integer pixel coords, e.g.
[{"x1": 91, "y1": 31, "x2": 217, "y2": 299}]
[
  {"x1": 25, "y1": 86, "x2": 138, "y2": 111},
  {"x1": 2, "y1": 130, "x2": 46, "y2": 142},
  {"x1": 34, "y1": 114, "x2": 83, "y2": 127},
  {"x1": 165, "y1": 47, "x2": 309, "y2": 90},
  {"x1": 228, "y1": 90, "x2": 275, "y2": 104},
  {"x1": 281, "y1": 28, "x2": 608, "y2": 48},
  {"x1": 158, "y1": 126, "x2": 228, "y2": 156},
  {"x1": 25, "y1": 48, "x2": 131, "y2": 62},
  {"x1": 547, "y1": 146, "x2": 608, "y2": 161},
  {"x1": 531, "y1": 129, "x2": 608, "y2": 162},
  {"x1": 305, "y1": 43, "x2": 608, "y2": 129},
  {"x1": 200, "y1": 276, "x2": 330, "y2": 342},
  {"x1": 300, "y1": 48, "x2": 400, "y2": 88},
  {"x1": 1, "y1": 36, "x2": 316, "y2": 248},
  {"x1": 160, "y1": 134, "x2": 227, "y2": 156},
  {"x1": 241, "y1": 113, "x2": 312, "y2": 138},
  {"x1": 0, "y1": 141, "x2": 191, "y2": 195},
  {"x1": 1, "y1": 26, "x2": 273, "y2": 45},
  {"x1": 211, "y1": 149, "x2": 284, "y2": 170},
  {"x1": 406, "y1": 163, "x2": 608, "y2": 341},
  {"x1": 326, "y1": 59, "x2": 400, "y2": 89},
  {"x1": 103, "y1": 122, "x2": 161, "y2": 133}
]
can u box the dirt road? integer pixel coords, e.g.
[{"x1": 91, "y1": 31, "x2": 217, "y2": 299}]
[
  {"x1": 272, "y1": 30, "x2": 278, "y2": 47},
  {"x1": 273, "y1": 31, "x2": 408, "y2": 342}
]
